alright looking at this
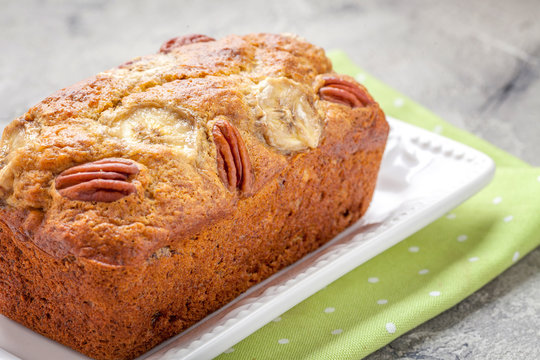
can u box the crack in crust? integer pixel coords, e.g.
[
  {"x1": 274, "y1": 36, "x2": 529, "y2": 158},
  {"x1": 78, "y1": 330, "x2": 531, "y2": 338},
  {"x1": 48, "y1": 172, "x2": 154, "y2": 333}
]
[
  {"x1": 212, "y1": 118, "x2": 255, "y2": 196},
  {"x1": 159, "y1": 34, "x2": 216, "y2": 54},
  {"x1": 319, "y1": 75, "x2": 374, "y2": 107},
  {"x1": 55, "y1": 158, "x2": 140, "y2": 202}
]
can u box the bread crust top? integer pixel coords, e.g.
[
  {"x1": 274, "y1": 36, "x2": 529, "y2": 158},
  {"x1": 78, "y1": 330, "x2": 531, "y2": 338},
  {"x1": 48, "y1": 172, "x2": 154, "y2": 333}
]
[{"x1": 0, "y1": 33, "x2": 386, "y2": 265}]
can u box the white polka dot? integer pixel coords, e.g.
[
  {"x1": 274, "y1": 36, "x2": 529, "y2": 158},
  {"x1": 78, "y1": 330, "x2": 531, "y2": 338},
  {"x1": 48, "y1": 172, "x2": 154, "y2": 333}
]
[
  {"x1": 355, "y1": 73, "x2": 366, "y2": 83},
  {"x1": 393, "y1": 98, "x2": 405, "y2": 107},
  {"x1": 324, "y1": 307, "x2": 335, "y2": 313},
  {"x1": 503, "y1": 215, "x2": 514, "y2": 222},
  {"x1": 468, "y1": 257, "x2": 479, "y2": 262},
  {"x1": 385, "y1": 322, "x2": 396, "y2": 334},
  {"x1": 368, "y1": 277, "x2": 379, "y2": 283},
  {"x1": 377, "y1": 299, "x2": 388, "y2": 305},
  {"x1": 331, "y1": 329, "x2": 343, "y2": 335},
  {"x1": 457, "y1": 234, "x2": 468, "y2": 242},
  {"x1": 433, "y1": 125, "x2": 443, "y2": 134},
  {"x1": 408, "y1": 246, "x2": 420, "y2": 253},
  {"x1": 418, "y1": 269, "x2": 429, "y2": 275},
  {"x1": 446, "y1": 213, "x2": 457, "y2": 219},
  {"x1": 537, "y1": 175, "x2": 540, "y2": 182},
  {"x1": 492, "y1": 196, "x2": 502, "y2": 204},
  {"x1": 278, "y1": 338, "x2": 289, "y2": 344},
  {"x1": 272, "y1": 317, "x2": 282, "y2": 322},
  {"x1": 429, "y1": 291, "x2": 441, "y2": 297},
  {"x1": 223, "y1": 348, "x2": 235, "y2": 354},
  {"x1": 512, "y1": 251, "x2": 520, "y2": 262}
]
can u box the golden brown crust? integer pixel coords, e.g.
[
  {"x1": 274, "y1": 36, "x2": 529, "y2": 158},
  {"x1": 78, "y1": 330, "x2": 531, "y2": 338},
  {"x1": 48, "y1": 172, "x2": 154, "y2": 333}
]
[
  {"x1": 0, "y1": 33, "x2": 389, "y2": 359},
  {"x1": 0, "y1": 33, "x2": 336, "y2": 266}
]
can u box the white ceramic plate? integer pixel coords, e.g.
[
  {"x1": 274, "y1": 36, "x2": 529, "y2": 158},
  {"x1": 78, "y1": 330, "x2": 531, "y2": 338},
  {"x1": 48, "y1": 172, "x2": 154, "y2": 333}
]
[{"x1": 0, "y1": 117, "x2": 495, "y2": 360}]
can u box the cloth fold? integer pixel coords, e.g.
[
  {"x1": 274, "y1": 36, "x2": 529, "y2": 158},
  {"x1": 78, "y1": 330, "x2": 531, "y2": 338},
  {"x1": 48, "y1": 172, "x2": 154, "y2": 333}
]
[{"x1": 215, "y1": 52, "x2": 540, "y2": 359}]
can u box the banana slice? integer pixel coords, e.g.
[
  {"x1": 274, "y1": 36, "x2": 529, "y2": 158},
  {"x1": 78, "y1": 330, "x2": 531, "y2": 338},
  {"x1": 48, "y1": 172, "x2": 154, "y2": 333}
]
[
  {"x1": 103, "y1": 107, "x2": 198, "y2": 159},
  {"x1": 0, "y1": 120, "x2": 39, "y2": 194},
  {"x1": 255, "y1": 77, "x2": 322, "y2": 153}
]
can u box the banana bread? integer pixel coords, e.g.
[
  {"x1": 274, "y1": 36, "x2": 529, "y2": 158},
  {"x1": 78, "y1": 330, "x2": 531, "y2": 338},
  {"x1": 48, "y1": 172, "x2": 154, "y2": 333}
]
[{"x1": 0, "y1": 33, "x2": 388, "y2": 359}]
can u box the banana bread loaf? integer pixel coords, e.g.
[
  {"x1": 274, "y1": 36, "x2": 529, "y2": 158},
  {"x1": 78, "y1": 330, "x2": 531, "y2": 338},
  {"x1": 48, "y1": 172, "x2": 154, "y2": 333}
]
[{"x1": 0, "y1": 33, "x2": 388, "y2": 359}]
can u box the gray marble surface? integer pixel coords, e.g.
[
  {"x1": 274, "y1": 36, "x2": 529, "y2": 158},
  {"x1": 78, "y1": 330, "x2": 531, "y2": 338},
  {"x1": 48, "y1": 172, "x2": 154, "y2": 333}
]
[{"x1": 1, "y1": 0, "x2": 539, "y2": 359}]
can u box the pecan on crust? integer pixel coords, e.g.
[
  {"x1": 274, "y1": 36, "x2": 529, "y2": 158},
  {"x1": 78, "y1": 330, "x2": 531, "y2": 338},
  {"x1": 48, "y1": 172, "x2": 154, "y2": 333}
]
[
  {"x1": 159, "y1": 34, "x2": 215, "y2": 54},
  {"x1": 319, "y1": 75, "x2": 374, "y2": 107},
  {"x1": 212, "y1": 118, "x2": 254, "y2": 196},
  {"x1": 55, "y1": 158, "x2": 140, "y2": 202}
]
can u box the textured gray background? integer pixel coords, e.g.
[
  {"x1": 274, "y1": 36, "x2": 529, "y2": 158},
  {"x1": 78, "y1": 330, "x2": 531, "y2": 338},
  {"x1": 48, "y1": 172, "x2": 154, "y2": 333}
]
[{"x1": 1, "y1": 0, "x2": 539, "y2": 359}]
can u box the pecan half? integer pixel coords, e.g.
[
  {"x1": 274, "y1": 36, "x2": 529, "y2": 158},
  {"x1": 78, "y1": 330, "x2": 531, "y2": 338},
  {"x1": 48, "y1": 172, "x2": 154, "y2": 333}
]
[
  {"x1": 55, "y1": 158, "x2": 140, "y2": 202},
  {"x1": 159, "y1": 34, "x2": 215, "y2": 54},
  {"x1": 212, "y1": 119, "x2": 254, "y2": 196},
  {"x1": 319, "y1": 75, "x2": 374, "y2": 107}
]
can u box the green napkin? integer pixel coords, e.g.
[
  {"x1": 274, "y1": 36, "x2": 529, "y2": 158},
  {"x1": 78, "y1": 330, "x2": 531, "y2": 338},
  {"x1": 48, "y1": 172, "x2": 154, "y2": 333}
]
[{"x1": 215, "y1": 52, "x2": 540, "y2": 359}]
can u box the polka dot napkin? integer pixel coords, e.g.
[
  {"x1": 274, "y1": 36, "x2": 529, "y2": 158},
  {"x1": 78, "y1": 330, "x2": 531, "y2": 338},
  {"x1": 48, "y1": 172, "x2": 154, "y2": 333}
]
[{"x1": 215, "y1": 52, "x2": 540, "y2": 359}]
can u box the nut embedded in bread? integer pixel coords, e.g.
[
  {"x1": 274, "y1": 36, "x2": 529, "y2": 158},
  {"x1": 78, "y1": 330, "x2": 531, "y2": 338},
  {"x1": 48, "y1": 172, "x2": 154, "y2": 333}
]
[
  {"x1": 55, "y1": 158, "x2": 140, "y2": 202},
  {"x1": 159, "y1": 33, "x2": 216, "y2": 53},
  {"x1": 319, "y1": 75, "x2": 375, "y2": 107},
  {"x1": 212, "y1": 117, "x2": 255, "y2": 195},
  {"x1": 0, "y1": 33, "x2": 389, "y2": 360}
]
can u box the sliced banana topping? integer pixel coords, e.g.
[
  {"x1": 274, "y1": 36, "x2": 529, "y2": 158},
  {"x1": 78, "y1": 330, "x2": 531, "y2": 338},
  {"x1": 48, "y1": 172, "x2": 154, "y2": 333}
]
[
  {"x1": 0, "y1": 121, "x2": 33, "y2": 193},
  {"x1": 102, "y1": 107, "x2": 198, "y2": 159},
  {"x1": 255, "y1": 77, "x2": 322, "y2": 153}
]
